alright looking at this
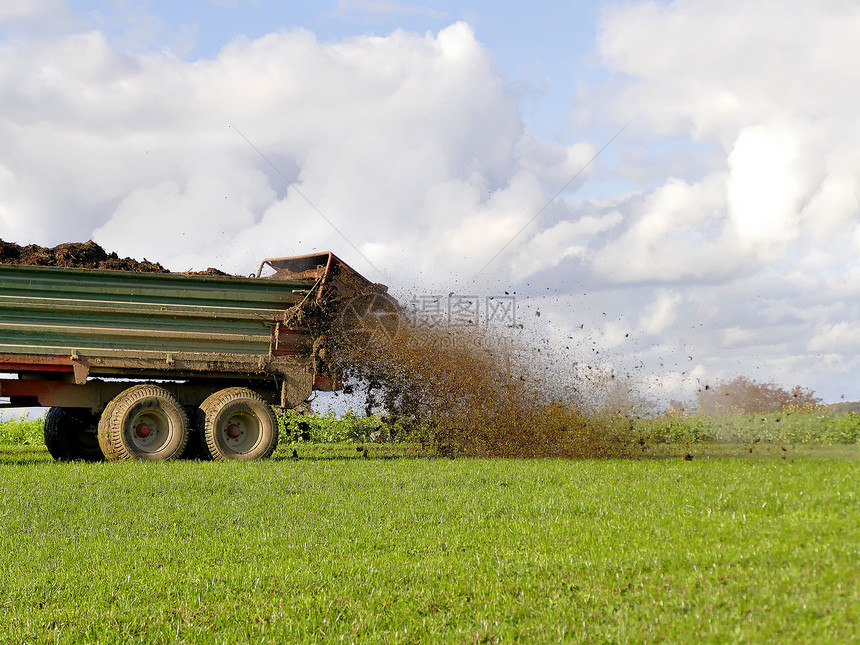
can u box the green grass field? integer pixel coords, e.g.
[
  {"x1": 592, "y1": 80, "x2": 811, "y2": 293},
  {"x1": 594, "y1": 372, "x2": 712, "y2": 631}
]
[{"x1": 1, "y1": 435, "x2": 858, "y2": 643}]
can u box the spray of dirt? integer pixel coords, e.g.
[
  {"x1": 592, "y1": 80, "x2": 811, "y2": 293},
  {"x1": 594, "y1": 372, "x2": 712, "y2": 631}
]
[{"x1": 321, "y1": 310, "x2": 635, "y2": 459}]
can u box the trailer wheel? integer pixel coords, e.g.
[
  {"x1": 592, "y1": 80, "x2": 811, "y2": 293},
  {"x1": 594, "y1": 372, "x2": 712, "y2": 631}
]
[
  {"x1": 44, "y1": 407, "x2": 104, "y2": 462},
  {"x1": 98, "y1": 385, "x2": 189, "y2": 461},
  {"x1": 96, "y1": 397, "x2": 126, "y2": 462},
  {"x1": 199, "y1": 388, "x2": 278, "y2": 461}
]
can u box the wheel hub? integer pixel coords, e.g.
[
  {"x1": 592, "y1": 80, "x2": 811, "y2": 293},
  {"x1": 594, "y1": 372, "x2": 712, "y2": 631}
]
[
  {"x1": 220, "y1": 413, "x2": 257, "y2": 449},
  {"x1": 127, "y1": 408, "x2": 169, "y2": 451}
]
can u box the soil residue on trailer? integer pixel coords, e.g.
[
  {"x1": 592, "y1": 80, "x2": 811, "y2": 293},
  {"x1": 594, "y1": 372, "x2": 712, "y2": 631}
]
[{"x1": 0, "y1": 239, "x2": 230, "y2": 276}]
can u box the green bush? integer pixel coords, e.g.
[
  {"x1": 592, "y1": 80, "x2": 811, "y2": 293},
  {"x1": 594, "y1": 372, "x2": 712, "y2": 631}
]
[
  {"x1": 277, "y1": 409, "x2": 391, "y2": 444},
  {"x1": 0, "y1": 414, "x2": 45, "y2": 446},
  {"x1": 626, "y1": 412, "x2": 719, "y2": 444},
  {"x1": 712, "y1": 407, "x2": 860, "y2": 444},
  {"x1": 631, "y1": 406, "x2": 860, "y2": 445},
  {"x1": 276, "y1": 408, "x2": 435, "y2": 445}
]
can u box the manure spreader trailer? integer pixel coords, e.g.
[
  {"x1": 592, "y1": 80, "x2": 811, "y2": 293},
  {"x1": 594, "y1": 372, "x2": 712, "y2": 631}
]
[{"x1": 0, "y1": 253, "x2": 382, "y2": 462}]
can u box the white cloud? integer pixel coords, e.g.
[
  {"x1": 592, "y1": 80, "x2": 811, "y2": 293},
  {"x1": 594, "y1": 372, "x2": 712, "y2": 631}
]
[
  {"x1": 546, "y1": 0, "x2": 860, "y2": 401},
  {"x1": 727, "y1": 123, "x2": 802, "y2": 254},
  {"x1": 591, "y1": 174, "x2": 745, "y2": 282},
  {"x1": 808, "y1": 322, "x2": 860, "y2": 353},
  {"x1": 0, "y1": 0, "x2": 62, "y2": 21},
  {"x1": 0, "y1": 21, "x2": 580, "y2": 285},
  {"x1": 3, "y1": 1, "x2": 860, "y2": 404},
  {"x1": 640, "y1": 289, "x2": 682, "y2": 336},
  {"x1": 589, "y1": 0, "x2": 860, "y2": 272},
  {"x1": 801, "y1": 173, "x2": 860, "y2": 239},
  {"x1": 510, "y1": 211, "x2": 623, "y2": 278},
  {"x1": 639, "y1": 364, "x2": 709, "y2": 406},
  {"x1": 94, "y1": 156, "x2": 276, "y2": 269},
  {"x1": 721, "y1": 327, "x2": 757, "y2": 349},
  {"x1": 0, "y1": 0, "x2": 78, "y2": 35}
]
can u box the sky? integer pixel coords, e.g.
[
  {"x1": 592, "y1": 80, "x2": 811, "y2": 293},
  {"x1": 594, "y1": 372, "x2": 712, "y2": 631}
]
[{"x1": 1, "y1": 0, "x2": 859, "y2": 405}]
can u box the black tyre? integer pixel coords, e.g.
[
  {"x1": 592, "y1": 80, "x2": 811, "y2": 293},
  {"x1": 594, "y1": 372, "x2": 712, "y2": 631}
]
[
  {"x1": 98, "y1": 385, "x2": 189, "y2": 461},
  {"x1": 180, "y1": 406, "x2": 211, "y2": 460},
  {"x1": 96, "y1": 397, "x2": 123, "y2": 462},
  {"x1": 199, "y1": 388, "x2": 278, "y2": 461},
  {"x1": 44, "y1": 407, "x2": 104, "y2": 462}
]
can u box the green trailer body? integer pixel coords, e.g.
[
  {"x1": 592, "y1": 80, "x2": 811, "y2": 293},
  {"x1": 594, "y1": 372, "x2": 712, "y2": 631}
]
[
  {"x1": 0, "y1": 252, "x2": 380, "y2": 461},
  {"x1": 0, "y1": 263, "x2": 306, "y2": 363}
]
